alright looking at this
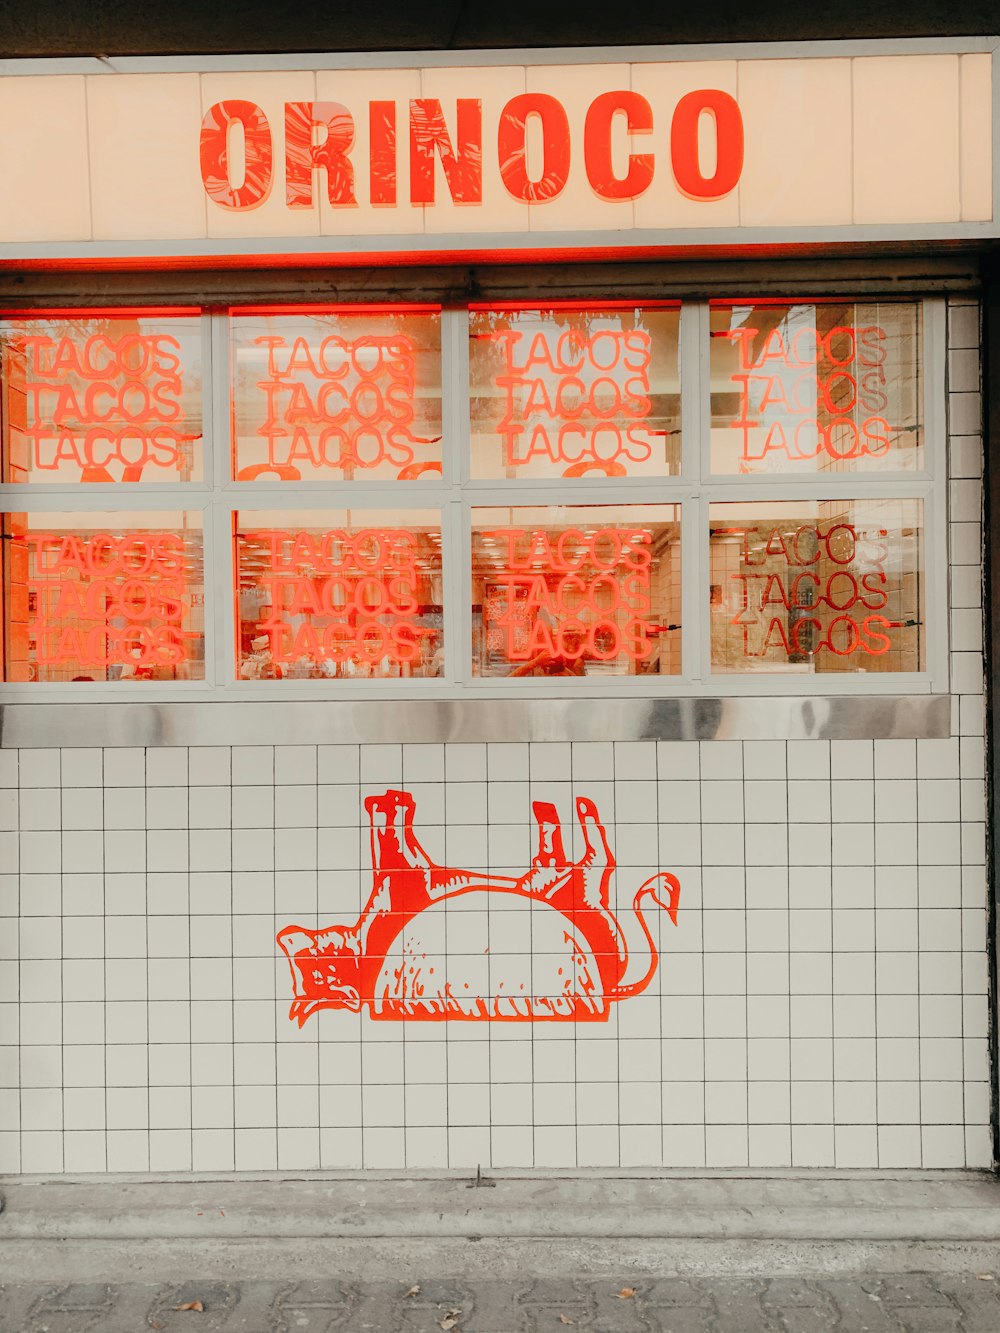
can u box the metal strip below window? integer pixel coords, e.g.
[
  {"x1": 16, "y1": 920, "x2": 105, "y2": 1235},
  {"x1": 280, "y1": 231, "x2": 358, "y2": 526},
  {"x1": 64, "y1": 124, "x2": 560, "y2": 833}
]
[{"x1": 0, "y1": 694, "x2": 950, "y2": 746}]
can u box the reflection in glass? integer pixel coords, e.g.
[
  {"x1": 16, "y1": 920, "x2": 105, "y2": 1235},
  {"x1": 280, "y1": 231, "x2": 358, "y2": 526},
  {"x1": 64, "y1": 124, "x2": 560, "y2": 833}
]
[
  {"x1": 709, "y1": 499, "x2": 924, "y2": 674},
  {"x1": 1, "y1": 313, "x2": 204, "y2": 485},
  {"x1": 469, "y1": 305, "x2": 681, "y2": 480},
  {"x1": 231, "y1": 308, "x2": 442, "y2": 483},
  {"x1": 709, "y1": 301, "x2": 923, "y2": 475},
  {"x1": 2, "y1": 511, "x2": 205, "y2": 681},
  {"x1": 234, "y1": 510, "x2": 443, "y2": 680},
  {"x1": 472, "y1": 505, "x2": 681, "y2": 678}
]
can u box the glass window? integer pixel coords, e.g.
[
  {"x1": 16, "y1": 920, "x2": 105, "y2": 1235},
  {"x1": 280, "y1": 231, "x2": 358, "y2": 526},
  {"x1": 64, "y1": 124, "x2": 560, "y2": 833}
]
[
  {"x1": 472, "y1": 505, "x2": 681, "y2": 677},
  {"x1": 709, "y1": 499, "x2": 924, "y2": 674},
  {"x1": 2, "y1": 510, "x2": 205, "y2": 681},
  {"x1": 469, "y1": 305, "x2": 681, "y2": 479},
  {"x1": 234, "y1": 510, "x2": 443, "y2": 679},
  {"x1": 230, "y1": 308, "x2": 442, "y2": 483},
  {"x1": 1, "y1": 313, "x2": 203, "y2": 484},
  {"x1": 0, "y1": 295, "x2": 943, "y2": 694},
  {"x1": 710, "y1": 301, "x2": 923, "y2": 475}
]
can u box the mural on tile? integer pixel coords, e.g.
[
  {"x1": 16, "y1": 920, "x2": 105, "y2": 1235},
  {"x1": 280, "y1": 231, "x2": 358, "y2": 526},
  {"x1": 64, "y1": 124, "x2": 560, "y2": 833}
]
[{"x1": 278, "y1": 788, "x2": 681, "y2": 1024}]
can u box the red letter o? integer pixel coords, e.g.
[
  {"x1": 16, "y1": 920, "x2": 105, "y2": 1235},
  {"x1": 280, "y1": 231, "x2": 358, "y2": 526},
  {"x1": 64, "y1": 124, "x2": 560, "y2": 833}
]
[
  {"x1": 670, "y1": 89, "x2": 743, "y2": 202},
  {"x1": 498, "y1": 93, "x2": 570, "y2": 203},
  {"x1": 200, "y1": 100, "x2": 273, "y2": 210}
]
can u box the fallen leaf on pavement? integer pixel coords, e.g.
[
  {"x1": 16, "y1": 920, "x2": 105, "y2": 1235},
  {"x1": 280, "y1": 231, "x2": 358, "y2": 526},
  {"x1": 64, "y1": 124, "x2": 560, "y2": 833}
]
[
  {"x1": 404, "y1": 1284, "x2": 421, "y2": 1297},
  {"x1": 173, "y1": 1301, "x2": 204, "y2": 1312},
  {"x1": 618, "y1": 1288, "x2": 636, "y2": 1299},
  {"x1": 438, "y1": 1319, "x2": 459, "y2": 1331}
]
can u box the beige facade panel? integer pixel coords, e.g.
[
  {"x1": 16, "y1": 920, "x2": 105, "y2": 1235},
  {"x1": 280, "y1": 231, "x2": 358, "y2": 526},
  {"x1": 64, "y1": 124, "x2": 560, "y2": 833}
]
[
  {"x1": 0, "y1": 48, "x2": 991, "y2": 256},
  {"x1": 0, "y1": 76, "x2": 92, "y2": 243}
]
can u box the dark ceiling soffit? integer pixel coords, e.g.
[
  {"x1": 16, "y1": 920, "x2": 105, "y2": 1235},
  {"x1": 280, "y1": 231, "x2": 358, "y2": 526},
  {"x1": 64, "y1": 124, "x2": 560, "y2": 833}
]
[{"x1": 0, "y1": 0, "x2": 997, "y2": 58}]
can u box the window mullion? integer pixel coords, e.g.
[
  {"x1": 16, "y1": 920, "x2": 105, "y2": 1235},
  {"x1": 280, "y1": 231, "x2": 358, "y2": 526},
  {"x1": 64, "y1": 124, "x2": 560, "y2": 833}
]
[
  {"x1": 442, "y1": 306, "x2": 472, "y2": 684},
  {"x1": 206, "y1": 309, "x2": 226, "y2": 492},
  {"x1": 681, "y1": 299, "x2": 709, "y2": 684},
  {"x1": 443, "y1": 498, "x2": 469, "y2": 687}
]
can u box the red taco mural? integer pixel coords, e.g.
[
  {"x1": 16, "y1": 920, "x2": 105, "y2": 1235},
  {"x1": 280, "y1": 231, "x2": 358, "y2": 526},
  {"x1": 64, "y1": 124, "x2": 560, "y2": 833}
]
[{"x1": 277, "y1": 789, "x2": 680, "y2": 1025}]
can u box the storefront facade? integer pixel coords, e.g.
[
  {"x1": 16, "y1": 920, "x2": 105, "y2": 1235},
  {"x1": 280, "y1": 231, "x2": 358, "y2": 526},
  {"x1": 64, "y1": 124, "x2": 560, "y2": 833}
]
[{"x1": 0, "y1": 39, "x2": 996, "y2": 1174}]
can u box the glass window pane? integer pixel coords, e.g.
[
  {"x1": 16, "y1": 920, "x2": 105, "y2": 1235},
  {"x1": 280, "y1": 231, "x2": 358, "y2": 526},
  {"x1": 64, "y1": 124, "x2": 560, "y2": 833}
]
[
  {"x1": 472, "y1": 505, "x2": 681, "y2": 678},
  {"x1": 1, "y1": 313, "x2": 203, "y2": 484},
  {"x1": 469, "y1": 305, "x2": 681, "y2": 479},
  {"x1": 710, "y1": 301, "x2": 923, "y2": 474},
  {"x1": 709, "y1": 499, "x2": 924, "y2": 674},
  {"x1": 234, "y1": 510, "x2": 443, "y2": 679},
  {"x1": 231, "y1": 308, "x2": 442, "y2": 483},
  {"x1": 2, "y1": 510, "x2": 205, "y2": 681}
]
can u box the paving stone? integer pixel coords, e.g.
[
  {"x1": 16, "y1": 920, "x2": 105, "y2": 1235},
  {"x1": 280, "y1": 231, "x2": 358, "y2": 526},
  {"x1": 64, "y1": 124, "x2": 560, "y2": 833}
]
[
  {"x1": 98, "y1": 1284, "x2": 176, "y2": 1333},
  {"x1": 519, "y1": 1279, "x2": 598, "y2": 1331},
  {"x1": 351, "y1": 1286, "x2": 420, "y2": 1332},
  {"x1": 815, "y1": 1281, "x2": 905, "y2": 1332},
  {"x1": 393, "y1": 1279, "x2": 477, "y2": 1332},
  {"x1": 703, "y1": 1281, "x2": 779, "y2": 1333},
  {"x1": 865, "y1": 1277, "x2": 963, "y2": 1332},
  {"x1": 24, "y1": 1283, "x2": 116, "y2": 1333},
  {"x1": 590, "y1": 1280, "x2": 652, "y2": 1332},
  {"x1": 460, "y1": 1282, "x2": 530, "y2": 1333},
  {"x1": 927, "y1": 1274, "x2": 1000, "y2": 1332},
  {"x1": 147, "y1": 1281, "x2": 245, "y2": 1331},
  {"x1": 641, "y1": 1275, "x2": 715, "y2": 1333},
  {"x1": 760, "y1": 1279, "x2": 839, "y2": 1332},
  {"x1": 636, "y1": 1279, "x2": 715, "y2": 1333},
  {"x1": 638, "y1": 1311, "x2": 714, "y2": 1333},
  {"x1": 874, "y1": 1278, "x2": 961, "y2": 1310},
  {"x1": 0, "y1": 1286, "x2": 51, "y2": 1333},
  {"x1": 267, "y1": 1281, "x2": 358, "y2": 1333}
]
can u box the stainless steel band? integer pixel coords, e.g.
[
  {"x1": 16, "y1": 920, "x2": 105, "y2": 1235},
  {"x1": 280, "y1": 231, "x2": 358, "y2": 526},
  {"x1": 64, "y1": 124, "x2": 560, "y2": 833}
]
[{"x1": 0, "y1": 694, "x2": 951, "y2": 747}]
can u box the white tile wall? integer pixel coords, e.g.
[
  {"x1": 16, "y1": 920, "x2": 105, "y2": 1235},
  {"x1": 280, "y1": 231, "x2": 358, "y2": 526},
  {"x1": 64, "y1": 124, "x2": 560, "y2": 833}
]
[{"x1": 0, "y1": 297, "x2": 989, "y2": 1175}]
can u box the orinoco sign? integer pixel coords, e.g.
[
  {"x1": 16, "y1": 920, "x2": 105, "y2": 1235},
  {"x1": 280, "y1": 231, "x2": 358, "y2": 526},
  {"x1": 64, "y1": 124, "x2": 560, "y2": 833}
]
[
  {"x1": 0, "y1": 49, "x2": 991, "y2": 260},
  {"x1": 199, "y1": 89, "x2": 744, "y2": 211}
]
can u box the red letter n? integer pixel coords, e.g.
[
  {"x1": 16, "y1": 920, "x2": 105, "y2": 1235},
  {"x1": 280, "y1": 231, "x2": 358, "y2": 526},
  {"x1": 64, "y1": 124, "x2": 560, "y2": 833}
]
[{"x1": 409, "y1": 98, "x2": 482, "y2": 205}]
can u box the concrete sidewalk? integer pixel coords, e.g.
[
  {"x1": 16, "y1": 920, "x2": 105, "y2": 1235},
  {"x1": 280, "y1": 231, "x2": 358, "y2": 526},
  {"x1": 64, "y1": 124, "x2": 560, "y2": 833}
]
[
  {"x1": 5, "y1": 1274, "x2": 1000, "y2": 1331},
  {"x1": 1, "y1": 1171, "x2": 1000, "y2": 1330}
]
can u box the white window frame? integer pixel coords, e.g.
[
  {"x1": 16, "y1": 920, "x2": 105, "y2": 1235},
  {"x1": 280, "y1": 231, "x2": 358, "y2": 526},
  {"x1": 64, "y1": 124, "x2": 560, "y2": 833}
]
[{"x1": 0, "y1": 295, "x2": 949, "y2": 700}]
